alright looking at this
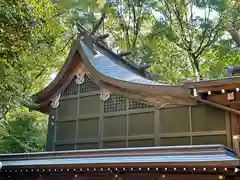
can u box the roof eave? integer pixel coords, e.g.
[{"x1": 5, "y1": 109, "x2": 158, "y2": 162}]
[{"x1": 0, "y1": 145, "x2": 239, "y2": 169}]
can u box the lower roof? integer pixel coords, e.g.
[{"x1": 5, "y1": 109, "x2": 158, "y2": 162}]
[{"x1": 0, "y1": 145, "x2": 239, "y2": 169}]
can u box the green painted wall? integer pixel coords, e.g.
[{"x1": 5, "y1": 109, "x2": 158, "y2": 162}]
[{"x1": 46, "y1": 75, "x2": 231, "y2": 151}]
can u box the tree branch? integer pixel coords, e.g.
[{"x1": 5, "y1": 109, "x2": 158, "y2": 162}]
[
  {"x1": 195, "y1": 16, "x2": 224, "y2": 58},
  {"x1": 115, "y1": 4, "x2": 131, "y2": 49},
  {"x1": 131, "y1": 0, "x2": 145, "y2": 48},
  {"x1": 90, "y1": 10, "x2": 106, "y2": 35},
  {"x1": 195, "y1": 6, "x2": 211, "y2": 55},
  {"x1": 227, "y1": 26, "x2": 240, "y2": 47},
  {"x1": 165, "y1": 0, "x2": 189, "y2": 50}
]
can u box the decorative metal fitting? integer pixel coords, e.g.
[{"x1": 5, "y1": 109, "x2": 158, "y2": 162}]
[
  {"x1": 75, "y1": 71, "x2": 85, "y2": 85},
  {"x1": 100, "y1": 89, "x2": 110, "y2": 101},
  {"x1": 50, "y1": 93, "x2": 61, "y2": 108},
  {"x1": 233, "y1": 135, "x2": 240, "y2": 140}
]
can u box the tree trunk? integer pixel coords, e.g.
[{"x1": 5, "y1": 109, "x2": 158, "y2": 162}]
[{"x1": 227, "y1": 25, "x2": 240, "y2": 47}]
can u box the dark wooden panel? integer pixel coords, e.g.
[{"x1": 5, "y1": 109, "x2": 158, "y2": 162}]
[
  {"x1": 192, "y1": 104, "x2": 226, "y2": 132},
  {"x1": 76, "y1": 142, "x2": 98, "y2": 150},
  {"x1": 128, "y1": 139, "x2": 155, "y2": 147},
  {"x1": 103, "y1": 115, "x2": 127, "y2": 137},
  {"x1": 192, "y1": 135, "x2": 227, "y2": 146},
  {"x1": 121, "y1": 174, "x2": 225, "y2": 180},
  {"x1": 55, "y1": 144, "x2": 75, "y2": 151},
  {"x1": 103, "y1": 141, "x2": 126, "y2": 149},
  {"x1": 128, "y1": 112, "x2": 154, "y2": 136},
  {"x1": 58, "y1": 99, "x2": 78, "y2": 120},
  {"x1": 45, "y1": 109, "x2": 56, "y2": 151},
  {"x1": 0, "y1": 173, "x2": 223, "y2": 180},
  {"x1": 79, "y1": 96, "x2": 100, "y2": 115},
  {"x1": 56, "y1": 121, "x2": 76, "y2": 141},
  {"x1": 77, "y1": 118, "x2": 99, "y2": 140},
  {"x1": 160, "y1": 137, "x2": 190, "y2": 146},
  {"x1": 159, "y1": 106, "x2": 190, "y2": 133}
]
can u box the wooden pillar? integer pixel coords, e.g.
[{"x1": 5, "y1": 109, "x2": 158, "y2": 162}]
[{"x1": 230, "y1": 104, "x2": 240, "y2": 156}]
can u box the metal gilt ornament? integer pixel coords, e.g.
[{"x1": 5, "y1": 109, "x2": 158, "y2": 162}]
[
  {"x1": 75, "y1": 72, "x2": 85, "y2": 85},
  {"x1": 100, "y1": 89, "x2": 110, "y2": 101},
  {"x1": 50, "y1": 93, "x2": 61, "y2": 108}
]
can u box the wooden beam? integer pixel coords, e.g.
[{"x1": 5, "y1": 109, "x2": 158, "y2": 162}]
[
  {"x1": 118, "y1": 52, "x2": 132, "y2": 57},
  {"x1": 191, "y1": 96, "x2": 240, "y2": 116},
  {"x1": 193, "y1": 93, "x2": 240, "y2": 156},
  {"x1": 207, "y1": 92, "x2": 240, "y2": 107},
  {"x1": 139, "y1": 64, "x2": 151, "y2": 71},
  {"x1": 231, "y1": 113, "x2": 240, "y2": 156},
  {"x1": 230, "y1": 103, "x2": 240, "y2": 157},
  {"x1": 96, "y1": 34, "x2": 109, "y2": 40},
  {"x1": 196, "y1": 83, "x2": 240, "y2": 93}
]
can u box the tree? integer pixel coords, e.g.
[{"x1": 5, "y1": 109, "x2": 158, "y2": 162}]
[
  {"x1": 0, "y1": 109, "x2": 47, "y2": 153},
  {"x1": 0, "y1": 0, "x2": 70, "y2": 153},
  {"x1": 0, "y1": 0, "x2": 69, "y2": 117},
  {"x1": 106, "y1": 0, "x2": 240, "y2": 81},
  {"x1": 223, "y1": 0, "x2": 240, "y2": 47},
  {"x1": 60, "y1": 0, "x2": 239, "y2": 82}
]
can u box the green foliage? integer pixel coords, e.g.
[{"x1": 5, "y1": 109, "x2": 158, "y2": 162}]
[
  {"x1": 137, "y1": 36, "x2": 192, "y2": 84},
  {"x1": 202, "y1": 44, "x2": 240, "y2": 78},
  {"x1": 56, "y1": 0, "x2": 104, "y2": 11},
  {"x1": 59, "y1": 0, "x2": 239, "y2": 82},
  {"x1": 0, "y1": 0, "x2": 68, "y2": 115},
  {"x1": 0, "y1": 109, "x2": 47, "y2": 153},
  {"x1": 100, "y1": 0, "x2": 240, "y2": 82},
  {"x1": 0, "y1": 0, "x2": 68, "y2": 153}
]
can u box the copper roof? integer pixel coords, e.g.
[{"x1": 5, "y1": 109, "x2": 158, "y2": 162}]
[
  {"x1": 29, "y1": 32, "x2": 240, "y2": 113},
  {"x1": 31, "y1": 36, "x2": 197, "y2": 113},
  {"x1": 0, "y1": 145, "x2": 239, "y2": 169}
]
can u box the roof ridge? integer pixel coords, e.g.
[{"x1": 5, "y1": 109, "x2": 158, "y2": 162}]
[{"x1": 78, "y1": 26, "x2": 151, "y2": 79}]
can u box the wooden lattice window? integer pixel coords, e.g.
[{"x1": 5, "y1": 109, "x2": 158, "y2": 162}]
[
  {"x1": 62, "y1": 79, "x2": 78, "y2": 96},
  {"x1": 104, "y1": 95, "x2": 127, "y2": 113},
  {"x1": 128, "y1": 99, "x2": 152, "y2": 110},
  {"x1": 79, "y1": 75, "x2": 99, "y2": 93}
]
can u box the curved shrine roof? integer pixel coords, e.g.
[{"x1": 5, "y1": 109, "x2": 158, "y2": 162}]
[
  {"x1": 30, "y1": 31, "x2": 240, "y2": 114},
  {"x1": 31, "y1": 37, "x2": 197, "y2": 113},
  {"x1": 81, "y1": 42, "x2": 161, "y2": 86},
  {"x1": 24, "y1": 22, "x2": 240, "y2": 115},
  {"x1": 30, "y1": 34, "x2": 198, "y2": 113}
]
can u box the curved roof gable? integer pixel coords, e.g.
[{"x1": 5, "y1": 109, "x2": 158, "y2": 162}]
[{"x1": 31, "y1": 35, "x2": 196, "y2": 113}]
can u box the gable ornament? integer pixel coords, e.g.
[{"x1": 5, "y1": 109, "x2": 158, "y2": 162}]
[
  {"x1": 100, "y1": 89, "x2": 110, "y2": 101},
  {"x1": 50, "y1": 93, "x2": 61, "y2": 108},
  {"x1": 75, "y1": 70, "x2": 86, "y2": 85}
]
